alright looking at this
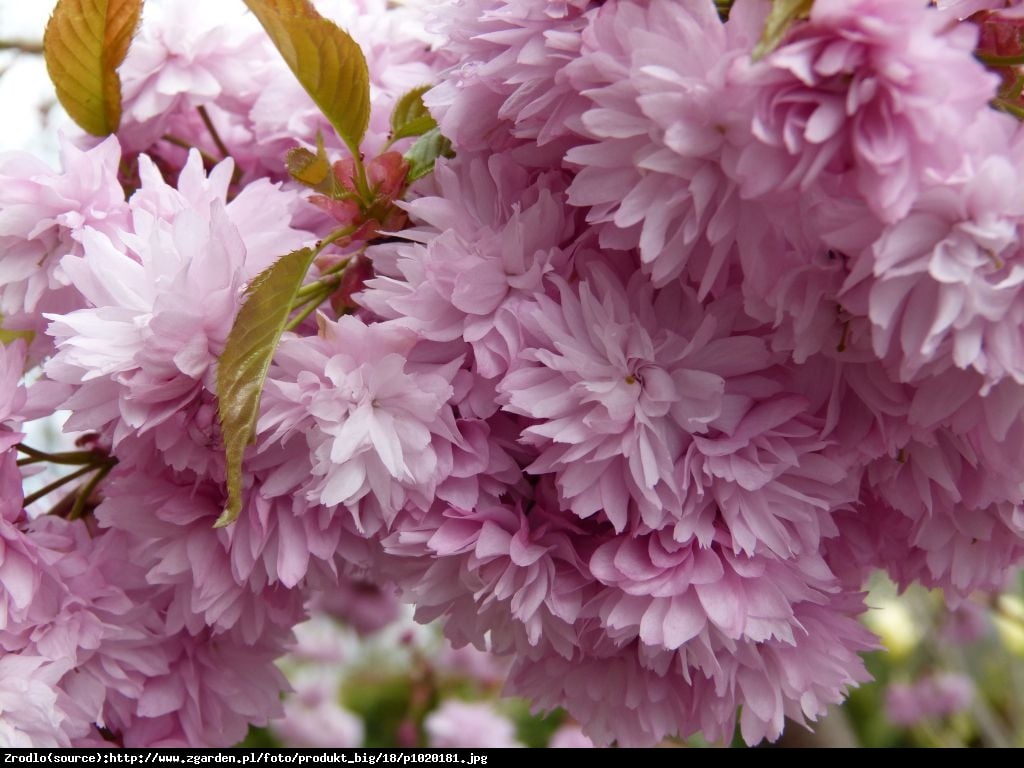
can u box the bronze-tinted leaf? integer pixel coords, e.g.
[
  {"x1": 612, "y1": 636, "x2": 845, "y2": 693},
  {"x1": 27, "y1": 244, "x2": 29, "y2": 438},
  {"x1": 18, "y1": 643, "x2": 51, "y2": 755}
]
[{"x1": 43, "y1": 0, "x2": 142, "y2": 136}]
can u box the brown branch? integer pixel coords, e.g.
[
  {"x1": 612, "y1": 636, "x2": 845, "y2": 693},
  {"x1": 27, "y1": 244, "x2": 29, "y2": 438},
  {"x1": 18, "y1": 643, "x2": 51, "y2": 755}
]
[{"x1": 0, "y1": 40, "x2": 44, "y2": 55}]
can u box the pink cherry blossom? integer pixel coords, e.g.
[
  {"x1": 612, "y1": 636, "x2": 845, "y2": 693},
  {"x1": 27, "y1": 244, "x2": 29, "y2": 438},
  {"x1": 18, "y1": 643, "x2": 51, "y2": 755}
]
[
  {"x1": 0, "y1": 136, "x2": 128, "y2": 358},
  {"x1": 360, "y1": 153, "x2": 576, "y2": 380},
  {"x1": 735, "y1": 0, "x2": 1001, "y2": 223},
  {"x1": 563, "y1": 0, "x2": 765, "y2": 290},
  {"x1": 45, "y1": 151, "x2": 311, "y2": 478},
  {"x1": 423, "y1": 0, "x2": 591, "y2": 152},
  {"x1": 258, "y1": 315, "x2": 461, "y2": 535},
  {"x1": 886, "y1": 673, "x2": 975, "y2": 726},
  {"x1": 0, "y1": 656, "x2": 76, "y2": 747},
  {"x1": 425, "y1": 700, "x2": 522, "y2": 748}
]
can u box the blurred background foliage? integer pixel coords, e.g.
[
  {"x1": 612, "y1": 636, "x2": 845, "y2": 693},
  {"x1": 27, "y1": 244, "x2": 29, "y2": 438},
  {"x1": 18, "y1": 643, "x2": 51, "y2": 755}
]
[{"x1": 232, "y1": 568, "x2": 1024, "y2": 748}]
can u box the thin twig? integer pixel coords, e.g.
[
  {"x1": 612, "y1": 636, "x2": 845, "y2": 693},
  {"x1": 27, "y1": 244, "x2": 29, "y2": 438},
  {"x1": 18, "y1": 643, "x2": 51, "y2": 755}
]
[
  {"x1": 196, "y1": 105, "x2": 232, "y2": 161},
  {"x1": 16, "y1": 444, "x2": 102, "y2": 467},
  {"x1": 0, "y1": 40, "x2": 43, "y2": 54},
  {"x1": 161, "y1": 134, "x2": 222, "y2": 168},
  {"x1": 22, "y1": 465, "x2": 96, "y2": 508}
]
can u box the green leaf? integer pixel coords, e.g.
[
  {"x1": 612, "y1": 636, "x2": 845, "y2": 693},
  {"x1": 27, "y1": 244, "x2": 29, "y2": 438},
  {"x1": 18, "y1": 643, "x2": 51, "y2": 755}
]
[
  {"x1": 752, "y1": 0, "x2": 814, "y2": 60},
  {"x1": 390, "y1": 85, "x2": 436, "y2": 142},
  {"x1": 43, "y1": 0, "x2": 143, "y2": 136},
  {"x1": 244, "y1": 0, "x2": 370, "y2": 153},
  {"x1": 216, "y1": 247, "x2": 316, "y2": 527},
  {"x1": 403, "y1": 127, "x2": 454, "y2": 183}
]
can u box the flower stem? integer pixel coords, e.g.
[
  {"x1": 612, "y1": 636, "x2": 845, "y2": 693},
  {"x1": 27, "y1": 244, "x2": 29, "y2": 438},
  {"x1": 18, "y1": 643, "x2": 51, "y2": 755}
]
[
  {"x1": 295, "y1": 273, "x2": 343, "y2": 301},
  {"x1": 344, "y1": 139, "x2": 373, "y2": 204},
  {"x1": 285, "y1": 287, "x2": 332, "y2": 332},
  {"x1": 67, "y1": 464, "x2": 114, "y2": 521},
  {"x1": 283, "y1": 226, "x2": 358, "y2": 330}
]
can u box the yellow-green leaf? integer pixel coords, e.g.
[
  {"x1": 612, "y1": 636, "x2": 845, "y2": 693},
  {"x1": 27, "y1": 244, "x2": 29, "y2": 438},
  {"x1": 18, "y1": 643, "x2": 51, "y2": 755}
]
[
  {"x1": 390, "y1": 85, "x2": 436, "y2": 142},
  {"x1": 286, "y1": 132, "x2": 334, "y2": 191},
  {"x1": 43, "y1": 0, "x2": 142, "y2": 136},
  {"x1": 752, "y1": 0, "x2": 813, "y2": 60},
  {"x1": 0, "y1": 315, "x2": 34, "y2": 347},
  {"x1": 216, "y1": 247, "x2": 316, "y2": 527},
  {"x1": 404, "y1": 127, "x2": 453, "y2": 183},
  {"x1": 244, "y1": 0, "x2": 370, "y2": 153}
]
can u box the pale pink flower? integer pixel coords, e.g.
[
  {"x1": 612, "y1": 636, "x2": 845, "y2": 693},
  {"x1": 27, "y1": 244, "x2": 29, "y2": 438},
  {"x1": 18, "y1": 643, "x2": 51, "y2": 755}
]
[
  {"x1": 563, "y1": 0, "x2": 762, "y2": 290},
  {"x1": 0, "y1": 504, "x2": 293, "y2": 748},
  {"x1": 0, "y1": 656, "x2": 75, "y2": 747},
  {"x1": 886, "y1": 673, "x2": 974, "y2": 726},
  {"x1": 423, "y1": 0, "x2": 591, "y2": 152},
  {"x1": 386, "y1": 485, "x2": 591, "y2": 659},
  {"x1": 508, "y1": 593, "x2": 873, "y2": 747},
  {"x1": 93, "y1": 469, "x2": 307, "y2": 642},
  {"x1": 0, "y1": 135, "x2": 127, "y2": 327},
  {"x1": 45, "y1": 151, "x2": 311, "y2": 478},
  {"x1": 360, "y1": 154, "x2": 576, "y2": 380},
  {"x1": 258, "y1": 315, "x2": 461, "y2": 535},
  {"x1": 935, "y1": 0, "x2": 1009, "y2": 20},
  {"x1": 113, "y1": 624, "x2": 291, "y2": 748},
  {"x1": 0, "y1": 340, "x2": 26, "y2": 430},
  {"x1": 862, "y1": 429, "x2": 1024, "y2": 598},
  {"x1": 549, "y1": 724, "x2": 594, "y2": 748},
  {"x1": 425, "y1": 700, "x2": 522, "y2": 748},
  {"x1": 734, "y1": 185, "x2": 883, "y2": 364},
  {"x1": 274, "y1": 672, "x2": 364, "y2": 748},
  {"x1": 735, "y1": 0, "x2": 1001, "y2": 223},
  {"x1": 7, "y1": 520, "x2": 170, "y2": 744},
  {"x1": 0, "y1": 452, "x2": 47, "y2": 631},
  {"x1": 500, "y1": 262, "x2": 779, "y2": 536},
  {"x1": 250, "y1": 0, "x2": 442, "y2": 171},
  {"x1": 117, "y1": 0, "x2": 273, "y2": 156},
  {"x1": 842, "y1": 121, "x2": 1024, "y2": 388}
]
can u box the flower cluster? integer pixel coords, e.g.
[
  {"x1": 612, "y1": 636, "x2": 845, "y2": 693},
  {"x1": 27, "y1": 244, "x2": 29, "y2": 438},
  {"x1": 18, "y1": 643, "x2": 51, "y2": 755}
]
[{"x1": 2, "y1": 0, "x2": 1024, "y2": 748}]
